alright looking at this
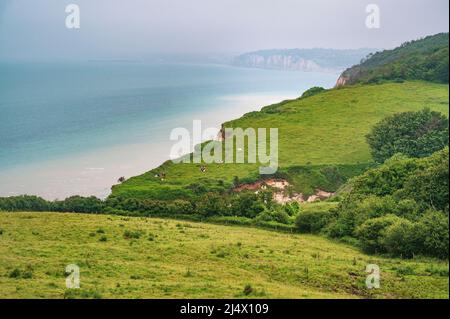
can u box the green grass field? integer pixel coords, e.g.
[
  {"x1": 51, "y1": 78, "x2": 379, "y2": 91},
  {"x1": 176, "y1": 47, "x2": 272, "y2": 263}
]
[
  {"x1": 0, "y1": 212, "x2": 448, "y2": 299},
  {"x1": 112, "y1": 81, "x2": 449, "y2": 200}
]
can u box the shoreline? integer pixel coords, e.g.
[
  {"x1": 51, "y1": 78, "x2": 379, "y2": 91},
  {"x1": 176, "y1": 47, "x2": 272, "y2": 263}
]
[{"x1": 0, "y1": 92, "x2": 301, "y2": 200}]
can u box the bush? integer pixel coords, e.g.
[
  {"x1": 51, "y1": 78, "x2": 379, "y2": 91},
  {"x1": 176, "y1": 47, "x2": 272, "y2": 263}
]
[
  {"x1": 300, "y1": 87, "x2": 326, "y2": 99},
  {"x1": 283, "y1": 202, "x2": 301, "y2": 216},
  {"x1": 295, "y1": 210, "x2": 333, "y2": 233},
  {"x1": 8, "y1": 268, "x2": 33, "y2": 279},
  {"x1": 230, "y1": 192, "x2": 266, "y2": 218},
  {"x1": 106, "y1": 197, "x2": 194, "y2": 216},
  {"x1": 196, "y1": 193, "x2": 229, "y2": 217},
  {"x1": 255, "y1": 209, "x2": 290, "y2": 224},
  {"x1": 366, "y1": 109, "x2": 448, "y2": 163},
  {"x1": 355, "y1": 215, "x2": 400, "y2": 254},
  {"x1": 243, "y1": 284, "x2": 253, "y2": 296},
  {"x1": 396, "y1": 199, "x2": 421, "y2": 220},
  {"x1": 354, "y1": 195, "x2": 398, "y2": 223},
  {"x1": 123, "y1": 230, "x2": 143, "y2": 239},
  {"x1": 382, "y1": 219, "x2": 418, "y2": 258},
  {"x1": 0, "y1": 195, "x2": 51, "y2": 212},
  {"x1": 167, "y1": 200, "x2": 195, "y2": 215},
  {"x1": 325, "y1": 210, "x2": 358, "y2": 238},
  {"x1": 415, "y1": 210, "x2": 449, "y2": 259},
  {"x1": 55, "y1": 196, "x2": 104, "y2": 213},
  {"x1": 401, "y1": 149, "x2": 449, "y2": 212}
]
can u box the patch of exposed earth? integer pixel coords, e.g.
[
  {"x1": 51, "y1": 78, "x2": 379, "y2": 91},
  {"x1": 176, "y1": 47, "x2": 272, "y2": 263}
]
[{"x1": 233, "y1": 179, "x2": 334, "y2": 204}]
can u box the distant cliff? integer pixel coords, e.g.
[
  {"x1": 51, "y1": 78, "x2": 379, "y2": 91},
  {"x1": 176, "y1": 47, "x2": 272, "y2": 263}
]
[{"x1": 233, "y1": 48, "x2": 375, "y2": 72}]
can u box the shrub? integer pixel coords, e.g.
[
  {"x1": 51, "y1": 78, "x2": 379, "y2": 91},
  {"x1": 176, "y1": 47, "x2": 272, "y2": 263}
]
[
  {"x1": 396, "y1": 199, "x2": 421, "y2": 220},
  {"x1": 425, "y1": 264, "x2": 449, "y2": 276},
  {"x1": 366, "y1": 109, "x2": 448, "y2": 163},
  {"x1": 395, "y1": 265, "x2": 415, "y2": 276},
  {"x1": 300, "y1": 87, "x2": 326, "y2": 99},
  {"x1": 354, "y1": 195, "x2": 398, "y2": 223},
  {"x1": 231, "y1": 192, "x2": 265, "y2": 218},
  {"x1": 8, "y1": 268, "x2": 33, "y2": 279},
  {"x1": 283, "y1": 202, "x2": 301, "y2": 216},
  {"x1": 415, "y1": 210, "x2": 449, "y2": 259},
  {"x1": 0, "y1": 195, "x2": 51, "y2": 212},
  {"x1": 243, "y1": 284, "x2": 253, "y2": 296},
  {"x1": 123, "y1": 230, "x2": 142, "y2": 240},
  {"x1": 295, "y1": 210, "x2": 333, "y2": 233},
  {"x1": 55, "y1": 196, "x2": 104, "y2": 213},
  {"x1": 325, "y1": 210, "x2": 358, "y2": 238},
  {"x1": 355, "y1": 215, "x2": 400, "y2": 254},
  {"x1": 196, "y1": 193, "x2": 229, "y2": 217},
  {"x1": 167, "y1": 200, "x2": 195, "y2": 215},
  {"x1": 382, "y1": 219, "x2": 418, "y2": 258},
  {"x1": 255, "y1": 209, "x2": 290, "y2": 224},
  {"x1": 401, "y1": 148, "x2": 449, "y2": 212}
]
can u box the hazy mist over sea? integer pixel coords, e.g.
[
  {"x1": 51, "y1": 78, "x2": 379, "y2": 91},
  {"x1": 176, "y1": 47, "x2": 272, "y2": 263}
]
[{"x1": 0, "y1": 0, "x2": 448, "y2": 62}]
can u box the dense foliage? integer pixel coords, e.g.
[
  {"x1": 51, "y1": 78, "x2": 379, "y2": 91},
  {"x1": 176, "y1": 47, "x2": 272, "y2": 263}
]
[
  {"x1": 0, "y1": 189, "x2": 299, "y2": 230},
  {"x1": 300, "y1": 86, "x2": 326, "y2": 99},
  {"x1": 366, "y1": 109, "x2": 449, "y2": 163},
  {"x1": 326, "y1": 148, "x2": 449, "y2": 259},
  {"x1": 0, "y1": 195, "x2": 104, "y2": 214},
  {"x1": 341, "y1": 33, "x2": 449, "y2": 85}
]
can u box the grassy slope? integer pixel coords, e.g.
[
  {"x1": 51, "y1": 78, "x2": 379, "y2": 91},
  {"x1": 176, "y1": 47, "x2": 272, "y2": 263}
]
[
  {"x1": 0, "y1": 212, "x2": 448, "y2": 299},
  {"x1": 112, "y1": 81, "x2": 449, "y2": 199}
]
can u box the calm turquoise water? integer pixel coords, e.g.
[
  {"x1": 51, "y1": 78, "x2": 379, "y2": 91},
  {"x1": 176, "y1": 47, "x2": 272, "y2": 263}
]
[{"x1": 0, "y1": 62, "x2": 338, "y2": 198}]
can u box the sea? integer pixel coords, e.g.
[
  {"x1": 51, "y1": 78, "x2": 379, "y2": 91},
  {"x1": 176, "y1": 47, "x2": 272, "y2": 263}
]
[{"x1": 0, "y1": 61, "x2": 338, "y2": 199}]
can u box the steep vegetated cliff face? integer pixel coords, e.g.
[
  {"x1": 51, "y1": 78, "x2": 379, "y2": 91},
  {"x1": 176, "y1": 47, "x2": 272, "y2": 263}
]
[
  {"x1": 337, "y1": 33, "x2": 449, "y2": 86},
  {"x1": 233, "y1": 48, "x2": 375, "y2": 72}
]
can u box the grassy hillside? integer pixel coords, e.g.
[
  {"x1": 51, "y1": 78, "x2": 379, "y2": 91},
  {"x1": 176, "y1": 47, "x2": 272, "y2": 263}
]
[
  {"x1": 111, "y1": 81, "x2": 449, "y2": 200},
  {"x1": 0, "y1": 212, "x2": 448, "y2": 299},
  {"x1": 340, "y1": 33, "x2": 449, "y2": 85}
]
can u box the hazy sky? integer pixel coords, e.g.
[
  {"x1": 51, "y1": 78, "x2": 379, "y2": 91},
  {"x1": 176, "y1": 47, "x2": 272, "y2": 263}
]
[{"x1": 0, "y1": 0, "x2": 448, "y2": 61}]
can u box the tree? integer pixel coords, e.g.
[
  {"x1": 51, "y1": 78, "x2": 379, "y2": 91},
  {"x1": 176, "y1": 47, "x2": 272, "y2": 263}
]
[
  {"x1": 231, "y1": 193, "x2": 265, "y2": 218},
  {"x1": 300, "y1": 87, "x2": 325, "y2": 99},
  {"x1": 355, "y1": 215, "x2": 400, "y2": 254},
  {"x1": 196, "y1": 193, "x2": 229, "y2": 217},
  {"x1": 382, "y1": 219, "x2": 418, "y2": 258},
  {"x1": 415, "y1": 210, "x2": 449, "y2": 259},
  {"x1": 366, "y1": 109, "x2": 448, "y2": 163}
]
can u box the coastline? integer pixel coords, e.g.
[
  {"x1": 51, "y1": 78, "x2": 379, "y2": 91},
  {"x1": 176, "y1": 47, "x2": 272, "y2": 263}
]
[{"x1": 0, "y1": 92, "x2": 301, "y2": 200}]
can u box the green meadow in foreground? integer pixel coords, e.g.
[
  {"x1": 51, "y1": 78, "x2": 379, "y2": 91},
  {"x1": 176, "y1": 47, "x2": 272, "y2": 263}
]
[
  {"x1": 112, "y1": 81, "x2": 449, "y2": 200},
  {"x1": 0, "y1": 212, "x2": 448, "y2": 299}
]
